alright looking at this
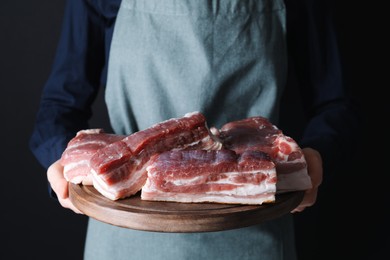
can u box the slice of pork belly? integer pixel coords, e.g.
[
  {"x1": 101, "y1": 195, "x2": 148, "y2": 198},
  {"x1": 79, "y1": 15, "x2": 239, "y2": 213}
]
[
  {"x1": 141, "y1": 150, "x2": 276, "y2": 205},
  {"x1": 219, "y1": 116, "x2": 312, "y2": 193},
  {"x1": 89, "y1": 112, "x2": 223, "y2": 200},
  {"x1": 60, "y1": 129, "x2": 125, "y2": 185}
]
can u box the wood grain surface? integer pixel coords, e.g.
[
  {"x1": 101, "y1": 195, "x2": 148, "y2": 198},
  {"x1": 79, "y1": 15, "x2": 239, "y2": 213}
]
[{"x1": 69, "y1": 184, "x2": 304, "y2": 233}]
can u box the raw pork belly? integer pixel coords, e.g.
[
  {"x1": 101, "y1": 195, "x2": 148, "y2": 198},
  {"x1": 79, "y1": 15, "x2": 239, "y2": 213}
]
[
  {"x1": 60, "y1": 129, "x2": 125, "y2": 185},
  {"x1": 142, "y1": 150, "x2": 277, "y2": 205},
  {"x1": 219, "y1": 117, "x2": 312, "y2": 192},
  {"x1": 89, "y1": 112, "x2": 223, "y2": 200}
]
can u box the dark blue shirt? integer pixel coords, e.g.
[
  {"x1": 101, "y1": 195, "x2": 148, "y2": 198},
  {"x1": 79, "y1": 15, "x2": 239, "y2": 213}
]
[{"x1": 29, "y1": 0, "x2": 360, "y2": 180}]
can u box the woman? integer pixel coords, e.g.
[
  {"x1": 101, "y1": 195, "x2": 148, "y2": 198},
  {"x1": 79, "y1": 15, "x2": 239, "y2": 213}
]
[{"x1": 29, "y1": 0, "x2": 358, "y2": 259}]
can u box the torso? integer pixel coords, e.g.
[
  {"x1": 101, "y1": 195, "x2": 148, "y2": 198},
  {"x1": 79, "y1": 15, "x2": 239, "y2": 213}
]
[{"x1": 86, "y1": 1, "x2": 295, "y2": 259}]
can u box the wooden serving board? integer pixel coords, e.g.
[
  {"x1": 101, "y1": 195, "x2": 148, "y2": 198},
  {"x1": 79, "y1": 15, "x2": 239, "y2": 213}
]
[{"x1": 69, "y1": 184, "x2": 304, "y2": 233}]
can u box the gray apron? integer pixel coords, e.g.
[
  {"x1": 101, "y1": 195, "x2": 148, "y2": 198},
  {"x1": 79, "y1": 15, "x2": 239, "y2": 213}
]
[{"x1": 85, "y1": 0, "x2": 295, "y2": 259}]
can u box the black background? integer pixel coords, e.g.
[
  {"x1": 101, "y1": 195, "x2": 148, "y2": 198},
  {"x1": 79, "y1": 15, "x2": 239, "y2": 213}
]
[{"x1": 0, "y1": 1, "x2": 387, "y2": 259}]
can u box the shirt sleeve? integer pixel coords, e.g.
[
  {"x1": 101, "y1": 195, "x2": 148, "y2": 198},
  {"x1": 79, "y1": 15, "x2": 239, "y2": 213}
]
[
  {"x1": 284, "y1": 0, "x2": 361, "y2": 174},
  {"x1": 29, "y1": 0, "x2": 107, "y2": 169}
]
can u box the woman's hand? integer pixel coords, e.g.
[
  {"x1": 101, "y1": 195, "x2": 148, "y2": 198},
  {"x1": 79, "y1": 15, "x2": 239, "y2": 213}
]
[
  {"x1": 47, "y1": 159, "x2": 84, "y2": 214},
  {"x1": 291, "y1": 147, "x2": 323, "y2": 213}
]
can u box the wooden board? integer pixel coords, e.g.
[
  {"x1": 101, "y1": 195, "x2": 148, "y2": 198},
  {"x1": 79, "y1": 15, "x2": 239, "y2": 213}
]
[{"x1": 69, "y1": 184, "x2": 304, "y2": 233}]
